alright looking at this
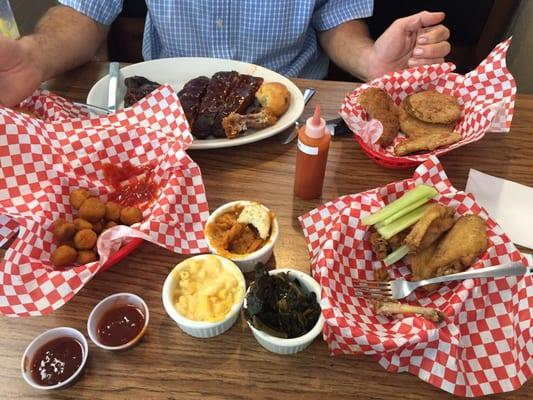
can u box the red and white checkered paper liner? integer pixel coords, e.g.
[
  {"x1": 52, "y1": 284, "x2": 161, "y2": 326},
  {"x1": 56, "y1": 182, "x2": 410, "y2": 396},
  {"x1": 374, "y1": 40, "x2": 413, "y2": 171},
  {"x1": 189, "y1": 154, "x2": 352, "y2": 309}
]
[
  {"x1": 299, "y1": 156, "x2": 532, "y2": 397},
  {"x1": 340, "y1": 38, "x2": 516, "y2": 164},
  {"x1": 0, "y1": 86, "x2": 210, "y2": 317}
]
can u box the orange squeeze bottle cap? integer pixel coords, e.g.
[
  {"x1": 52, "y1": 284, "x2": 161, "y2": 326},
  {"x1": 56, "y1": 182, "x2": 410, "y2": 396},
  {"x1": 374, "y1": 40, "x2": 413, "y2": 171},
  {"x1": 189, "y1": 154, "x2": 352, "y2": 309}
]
[{"x1": 305, "y1": 105, "x2": 326, "y2": 139}]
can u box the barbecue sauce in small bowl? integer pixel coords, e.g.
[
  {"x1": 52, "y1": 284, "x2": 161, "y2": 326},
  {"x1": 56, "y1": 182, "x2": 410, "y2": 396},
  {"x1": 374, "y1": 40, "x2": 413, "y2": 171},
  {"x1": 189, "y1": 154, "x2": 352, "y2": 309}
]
[
  {"x1": 30, "y1": 337, "x2": 83, "y2": 386},
  {"x1": 97, "y1": 304, "x2": 145, "y2": 347}
]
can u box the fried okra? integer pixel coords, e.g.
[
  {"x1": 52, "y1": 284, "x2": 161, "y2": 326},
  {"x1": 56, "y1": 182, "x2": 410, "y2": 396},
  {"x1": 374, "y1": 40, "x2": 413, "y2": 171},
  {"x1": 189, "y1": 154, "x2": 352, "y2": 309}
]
[
  {"x1": 120, "y1": 206, "x2": 143, "y2": 226},
  {"x1": 73, "y1": 229, "x2": 97, "y2": 250},
  {"x1": 70, "y1": 188, "x2": 91, "y2": 209},
  {"x1": 51, "y1": 245, "x2": 78, "y2": 267},
  {"x1": 79, "y1": 197, "x2": 106, "y2": 222}
]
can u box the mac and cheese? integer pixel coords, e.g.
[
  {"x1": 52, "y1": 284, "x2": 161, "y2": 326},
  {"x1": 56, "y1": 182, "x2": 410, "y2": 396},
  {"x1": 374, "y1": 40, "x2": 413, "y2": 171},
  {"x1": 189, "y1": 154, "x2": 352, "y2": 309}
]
[{"x1": 173, "y1": 256, "x2": 243, "y2": 322}]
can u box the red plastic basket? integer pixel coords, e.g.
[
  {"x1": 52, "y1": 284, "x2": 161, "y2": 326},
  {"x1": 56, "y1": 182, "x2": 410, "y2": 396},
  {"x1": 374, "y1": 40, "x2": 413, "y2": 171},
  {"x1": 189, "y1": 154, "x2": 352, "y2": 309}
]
[{"x1": 354, "y1": 135, "x2": 420, "y2": 169}]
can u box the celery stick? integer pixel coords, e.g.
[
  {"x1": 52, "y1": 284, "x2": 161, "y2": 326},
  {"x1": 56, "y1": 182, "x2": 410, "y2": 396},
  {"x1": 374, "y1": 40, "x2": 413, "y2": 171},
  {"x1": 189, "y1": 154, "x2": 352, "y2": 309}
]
[
  {"x1": 380, "y1": 197, "x2": 431, "y2": 226},
  {"x1": 377, "y1": 204, "x2": 430, "y2": 240},
  {"x1": 384, "y1": 245, "x2": 409, "y2": 266},
  {"x1": 362, "y1": 185, "x2": 437, "y2": 226}
]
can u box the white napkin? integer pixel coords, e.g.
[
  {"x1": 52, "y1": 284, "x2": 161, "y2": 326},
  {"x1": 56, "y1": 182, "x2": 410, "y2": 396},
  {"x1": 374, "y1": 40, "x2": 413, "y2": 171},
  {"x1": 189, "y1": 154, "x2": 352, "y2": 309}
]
[{"x1": 466, "y1": 169, "x2": 533, "y2": 249}]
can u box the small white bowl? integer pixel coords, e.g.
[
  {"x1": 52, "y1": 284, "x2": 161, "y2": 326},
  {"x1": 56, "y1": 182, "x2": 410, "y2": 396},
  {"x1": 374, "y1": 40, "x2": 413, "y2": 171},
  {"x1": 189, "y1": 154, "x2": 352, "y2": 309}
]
[
  {"x1": 244, "y1": 268, "x2": 325, "y2": 355},
  {"x1": 205, "y1": 200, "x2": 279, "y2": 273},
  {"x1": 87, "y1": 293, "x2": 149, "y2": 351},
  {"x1": 21, "y1": 327, "x2": 89, "y2": 390},
  {"x1": 162, "y1": 254, "x2": 246, "y2": 338}
]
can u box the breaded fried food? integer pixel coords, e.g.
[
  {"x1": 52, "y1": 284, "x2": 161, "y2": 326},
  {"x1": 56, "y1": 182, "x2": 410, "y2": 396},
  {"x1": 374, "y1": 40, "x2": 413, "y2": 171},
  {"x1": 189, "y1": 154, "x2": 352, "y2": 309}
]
[
  {"x1": 358, "y1": 87, "x2": 399, "y2": 146},
  {"x1": 73, "y1": 228, "x2": 98, "y2": 250},
  {"x1": 404, "y1": 204, "x2": 455, "y2": 252},
  {"x1": 398, "y1": 100, "x2": 455, "y2": 138},
  {"x1": 105, "y1": 201, "x2": 121, "y2": 221},
  {"x1": 410, "y1": 214, "x2": 487, "y2": 292},
  {"x1": 120, "y1": 206, "x2": 143, "y2": 225},
  {"x1": 73, "y1": 218, "x2": 92, "y2": 231},
  {"x1": 51, "y1": 245, "x2": 78, "y2": 267},
  {"x1": 52, "y1": 219, "x2": 76, "y2": 243},
  {"x1": 79, "y1": 197, "x2": 106, "y2": 222},
  {"x1": 428, "y1": 215, "x2": 488, "y2": 279},
  {"x1": 70, "y1": 188, "x2": 91, "y2": 209},
  {"x1": 76, "y1": 250, "x2": 98, "y2": 264},
  {"x1": 394, "y1": 131, "x2": 462, "y2": 156},
  {"x1": 405, "y1": 90, "x2": 461, "y2": 124}
]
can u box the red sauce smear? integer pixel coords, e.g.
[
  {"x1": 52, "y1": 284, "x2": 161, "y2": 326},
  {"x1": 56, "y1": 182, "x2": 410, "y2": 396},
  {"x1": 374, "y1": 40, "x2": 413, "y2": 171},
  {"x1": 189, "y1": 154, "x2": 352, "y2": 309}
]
[{"x1": 103, "y1": 161, "x2": 159, "y2": 207}]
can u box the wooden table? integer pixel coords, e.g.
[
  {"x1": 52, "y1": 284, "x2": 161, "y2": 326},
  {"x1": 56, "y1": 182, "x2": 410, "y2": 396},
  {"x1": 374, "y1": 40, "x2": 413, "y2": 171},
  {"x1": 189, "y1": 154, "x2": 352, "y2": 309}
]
[{"x1": 1, "y1": 62, "x2": 532, "y2": 400}]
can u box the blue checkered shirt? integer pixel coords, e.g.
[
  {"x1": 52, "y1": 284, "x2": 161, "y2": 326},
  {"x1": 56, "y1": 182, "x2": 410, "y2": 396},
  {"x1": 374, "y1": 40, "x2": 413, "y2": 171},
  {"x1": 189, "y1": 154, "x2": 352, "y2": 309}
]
[{"x1": 59, "y1": 0, "x2": 373, "y2": 79}]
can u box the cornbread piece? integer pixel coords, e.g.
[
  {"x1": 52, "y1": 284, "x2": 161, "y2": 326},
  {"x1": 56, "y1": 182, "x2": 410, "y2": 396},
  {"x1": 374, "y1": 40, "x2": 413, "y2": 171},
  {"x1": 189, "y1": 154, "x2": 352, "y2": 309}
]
[
  {"x1": 255, "y1": 82, "x2": 290, "y2": 117},
  {"x1": 405, "y1": 90, "x2": 461, "y2": 124},
  {"x1": 237, "y1": 203, "x2": 271, "y2": 240},
  {"x1": 358, "y1": 87, "x2": 399, "y2": 146}
]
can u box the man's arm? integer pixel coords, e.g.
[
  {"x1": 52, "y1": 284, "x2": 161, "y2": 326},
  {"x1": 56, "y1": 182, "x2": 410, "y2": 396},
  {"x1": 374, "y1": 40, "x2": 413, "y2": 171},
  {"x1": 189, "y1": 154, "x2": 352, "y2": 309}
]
[
  {"x1": 319, "y1": 11, "x2": 451, "y2": 81},
  {"x1": 0, "y1": 6, "x2": 108, "y2": 106}
]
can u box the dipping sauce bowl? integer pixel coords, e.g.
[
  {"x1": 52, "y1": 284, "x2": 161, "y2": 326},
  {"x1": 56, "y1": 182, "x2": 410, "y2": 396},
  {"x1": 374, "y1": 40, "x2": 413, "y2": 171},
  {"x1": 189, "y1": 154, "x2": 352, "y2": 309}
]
[
  {"x1": 87, "y1": 292, "x2": 149, "y2": 351},
  {"x1": 21, "y1": 327, "x2": 88, "y2": 390}
]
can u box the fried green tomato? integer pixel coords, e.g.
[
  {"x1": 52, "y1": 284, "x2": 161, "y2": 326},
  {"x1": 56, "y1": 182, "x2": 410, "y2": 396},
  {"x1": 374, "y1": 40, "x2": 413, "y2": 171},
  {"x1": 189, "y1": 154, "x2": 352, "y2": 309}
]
[
  {"x1": 79, "y1": 197, "x2": 106, "y2": 222},
  {"x1": 51, "y1": 245, "x2": 77, "y2": 268},
  {"x1": 120, "y1": 207, "x2": 143, "y2": 226},
  {"x1": 76, "y1": 250, "x2": 98, "y2": 264},
  {"x1": 73, "y1": 229, "x2": 98, "y2": 250},
  {"x1": 70, "y1": 188, "x2": 91, "y2": 209},
  {"x1": 105, "y1": 202, "x2": 122, "y2": 222},
  {"x1": 53, "y1": 219, "x2": 76, "y2": 243}
]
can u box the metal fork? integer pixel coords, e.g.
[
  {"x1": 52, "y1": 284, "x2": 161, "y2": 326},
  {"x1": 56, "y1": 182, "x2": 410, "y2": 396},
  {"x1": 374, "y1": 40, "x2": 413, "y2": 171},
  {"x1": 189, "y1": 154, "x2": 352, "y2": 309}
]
[
  {"x1": 353, "y1": 262, "x2": 527, "y2": 300},
  {"x1": 72, "y1": 102, "x2": 113, "y2": 115}
]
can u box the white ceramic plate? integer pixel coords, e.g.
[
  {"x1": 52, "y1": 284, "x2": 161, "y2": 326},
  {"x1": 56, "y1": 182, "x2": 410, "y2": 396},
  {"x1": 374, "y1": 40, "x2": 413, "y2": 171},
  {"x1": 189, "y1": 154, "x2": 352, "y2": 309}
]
[{"x1": 87, "y1": 58, "x2": 304, "y2": 150}]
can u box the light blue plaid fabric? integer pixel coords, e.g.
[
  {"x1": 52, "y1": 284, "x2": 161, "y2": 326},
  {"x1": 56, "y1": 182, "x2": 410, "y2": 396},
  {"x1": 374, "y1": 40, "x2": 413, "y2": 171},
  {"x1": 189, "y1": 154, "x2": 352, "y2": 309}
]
[{"x1": 59, "y1": 0, "x2": 373, "y2": 79}]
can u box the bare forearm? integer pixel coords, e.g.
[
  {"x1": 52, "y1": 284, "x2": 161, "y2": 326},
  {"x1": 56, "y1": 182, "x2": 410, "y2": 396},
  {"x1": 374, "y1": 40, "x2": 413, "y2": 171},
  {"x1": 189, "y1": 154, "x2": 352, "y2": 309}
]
[
  {"x1": 318, "y1": 20, "x2": 374, "y2": 81},
  {"x1": 19, "y1": 6, "x2": 108, "y2": 81}
]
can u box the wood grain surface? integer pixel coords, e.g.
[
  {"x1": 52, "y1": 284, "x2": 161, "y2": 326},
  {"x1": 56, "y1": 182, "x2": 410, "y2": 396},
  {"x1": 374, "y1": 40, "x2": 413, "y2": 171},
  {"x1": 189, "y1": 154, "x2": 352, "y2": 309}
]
[{"x1": 1, "y1": 62, "x2": 531, "y2": 399}]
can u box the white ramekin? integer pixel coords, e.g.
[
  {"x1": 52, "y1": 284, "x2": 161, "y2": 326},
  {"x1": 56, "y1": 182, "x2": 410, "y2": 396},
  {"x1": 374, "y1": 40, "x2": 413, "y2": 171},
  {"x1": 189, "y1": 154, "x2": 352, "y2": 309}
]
[
  {"x1": 162, "y1": 254, "x2": 246, "y2": 338},
  {"x1": 87, "y1": 293, "x2": 149, "y2": 351},
  {"x1": 244, "y1": 268, "x2": 325, "y2": 355},
  {"x1": 204, "y1": 200, "x2": 279, "y2": 273},
  {"x1": 21, "y1": 327, "x2": 89, "y2": 390}
]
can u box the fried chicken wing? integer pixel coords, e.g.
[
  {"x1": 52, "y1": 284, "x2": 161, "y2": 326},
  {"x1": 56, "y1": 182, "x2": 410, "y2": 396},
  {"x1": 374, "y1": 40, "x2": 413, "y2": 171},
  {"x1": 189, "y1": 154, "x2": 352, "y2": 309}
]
[
  {"x1": 404, "y1": 204, "x2": 455, "y2": 252},
  {"x1": 429, "y1": 214, "x2": 488, "y2": 278},
  {"x1": 410, "y1": 214, "x2": 487, "y2": 291}
]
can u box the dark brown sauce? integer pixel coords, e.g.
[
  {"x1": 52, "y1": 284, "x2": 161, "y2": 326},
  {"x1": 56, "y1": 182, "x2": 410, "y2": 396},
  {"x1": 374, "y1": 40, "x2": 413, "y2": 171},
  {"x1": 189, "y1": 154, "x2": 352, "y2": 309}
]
[
  {"x1": 30, "y1": 337, "x2": 83, "y2": 386},
  {"x1": 97, "y1": 304, "x2": 145, "y2": 347}
]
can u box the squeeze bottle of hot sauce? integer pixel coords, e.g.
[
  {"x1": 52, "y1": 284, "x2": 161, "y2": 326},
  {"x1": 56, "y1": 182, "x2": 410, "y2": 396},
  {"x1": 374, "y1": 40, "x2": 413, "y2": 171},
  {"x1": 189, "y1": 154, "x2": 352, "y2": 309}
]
[{"x1": 293, "y1": 105, "x2": 331, "y2": 199}]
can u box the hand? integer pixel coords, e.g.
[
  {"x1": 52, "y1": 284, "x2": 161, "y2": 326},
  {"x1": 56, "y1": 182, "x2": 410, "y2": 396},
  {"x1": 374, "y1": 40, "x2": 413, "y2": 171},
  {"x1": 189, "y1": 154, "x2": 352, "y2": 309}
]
[
  {"x1": 0, "y1": 36, "x2": 43, "y2": 107},
  {"x1": 367, "y1": 11, "x2": 451, "y2": 79}
]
